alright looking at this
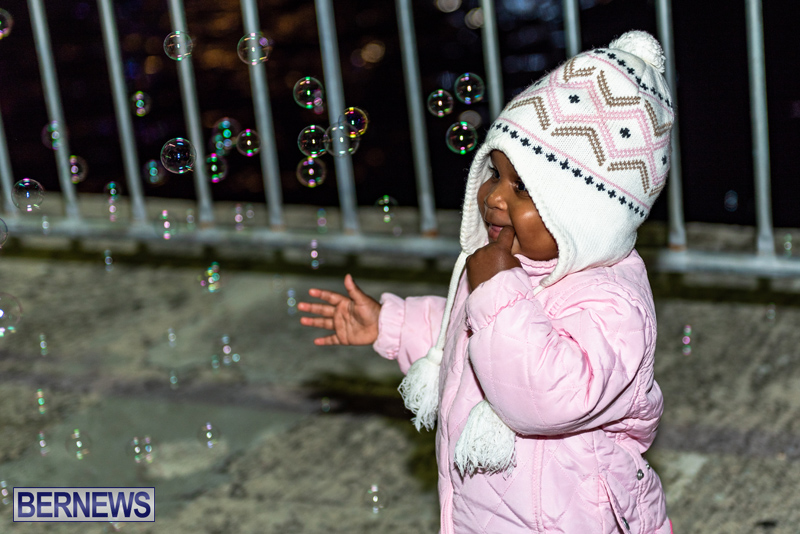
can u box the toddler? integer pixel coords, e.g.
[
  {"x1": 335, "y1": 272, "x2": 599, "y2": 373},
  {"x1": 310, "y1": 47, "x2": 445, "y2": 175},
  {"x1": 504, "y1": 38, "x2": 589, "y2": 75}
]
[{"x1": 300, "y1": 30, "x2": 673, "y2": 534}]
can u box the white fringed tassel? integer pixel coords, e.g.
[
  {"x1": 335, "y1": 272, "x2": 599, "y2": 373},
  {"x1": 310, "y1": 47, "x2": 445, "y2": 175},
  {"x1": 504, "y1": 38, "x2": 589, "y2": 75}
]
[
  {"x1": 398, "y1": 347, "x2": 443, "y2": 431},
  {"x1": 454, "y1": 400, "x2": 517, "y2": 476}
]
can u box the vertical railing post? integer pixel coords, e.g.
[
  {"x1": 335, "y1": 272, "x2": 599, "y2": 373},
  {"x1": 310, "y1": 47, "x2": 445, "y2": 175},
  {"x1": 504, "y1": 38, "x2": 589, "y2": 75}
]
[
  {"x1": 97, "y1": 0, "x2": 148, "y2": 225},
  {"x1": 315, "y1": 0, "x2": 360, "y2": 234},
  {"x1": 28, "y1": 0, "x2": 81, "y2": 221},
  {"x1": 745, "y1": 0, "x2": 774, "y2": 256},
  {"x1": 0, "y1": 102, "x2": 16, "y2": 215},
  {"x1": 395, "y1": 0, "x2": 438, "y2": 235},
  {"x1": 480, "y1": 0, "x2": 504, "y2": 119},
  {"x1": 656, "y1": 0, "x2": 686, "y2": 250},
  {"x1": 240, "y1": 0, "x2": 284, "y2": 230},
  {"x1": 167, "y1": 0, "x2": 215, "y2": 226},
  {"x1": 561, "y1": 0, "x2": 582, "y2": 58}
]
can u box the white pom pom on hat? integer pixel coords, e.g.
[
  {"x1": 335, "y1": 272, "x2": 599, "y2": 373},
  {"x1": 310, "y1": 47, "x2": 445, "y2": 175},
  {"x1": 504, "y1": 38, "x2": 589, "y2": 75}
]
[{"x1": 608, "y1": 30, "x2": 666, "y2": 74}]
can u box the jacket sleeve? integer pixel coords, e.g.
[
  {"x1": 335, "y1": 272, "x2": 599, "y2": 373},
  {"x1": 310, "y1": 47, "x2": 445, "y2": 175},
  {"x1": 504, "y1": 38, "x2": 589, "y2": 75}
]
[
  {"x1": 464, "y1": 267, "x2": 653, "y2": 436},
  {"x1": 372, "y1": 293, "x2": 447, "y2": 374}
]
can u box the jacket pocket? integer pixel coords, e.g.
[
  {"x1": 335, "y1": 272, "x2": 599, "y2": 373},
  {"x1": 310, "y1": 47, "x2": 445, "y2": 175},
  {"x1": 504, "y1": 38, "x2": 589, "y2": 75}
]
[{"x1": 600, "y1": 474, "x2": 637, "y2": 533}]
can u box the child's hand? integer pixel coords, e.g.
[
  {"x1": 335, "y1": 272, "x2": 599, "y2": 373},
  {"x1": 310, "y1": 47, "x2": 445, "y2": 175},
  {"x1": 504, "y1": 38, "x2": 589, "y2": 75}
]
[
  {"x1": 466, "y1": 226, "x2": 522, "y2": 290},
  {"x1": 298, "y1": 274, "x2": 381, "y2": 346}
]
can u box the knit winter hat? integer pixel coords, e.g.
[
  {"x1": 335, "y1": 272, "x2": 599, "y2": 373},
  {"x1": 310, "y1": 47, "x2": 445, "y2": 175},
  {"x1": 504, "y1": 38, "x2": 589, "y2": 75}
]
[
  {"x1": 399, "y1": 30, "x2": 674, "y2": 476},
  {"x1": 462, "y1": 29, "x2": 674, "y2": 287}
]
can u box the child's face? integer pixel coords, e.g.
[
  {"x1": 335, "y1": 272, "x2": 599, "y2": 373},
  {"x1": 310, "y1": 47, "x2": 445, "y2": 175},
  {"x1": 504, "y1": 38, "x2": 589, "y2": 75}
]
[{"x1": 478, "y1": 150, "x2": 558, "y2": 261}]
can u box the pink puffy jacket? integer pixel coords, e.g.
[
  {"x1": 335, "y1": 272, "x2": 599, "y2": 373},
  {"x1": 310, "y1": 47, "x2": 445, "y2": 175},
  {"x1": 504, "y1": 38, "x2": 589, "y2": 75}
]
[{"x1": 373, "y1": 250, "x2": 671, "y2": 533}]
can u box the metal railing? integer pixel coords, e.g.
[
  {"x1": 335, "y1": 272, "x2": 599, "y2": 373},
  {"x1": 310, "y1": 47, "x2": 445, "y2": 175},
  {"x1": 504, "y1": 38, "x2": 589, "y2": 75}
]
[{"x1": 0, "y1": 0, "x2": 797, "y2": 277}]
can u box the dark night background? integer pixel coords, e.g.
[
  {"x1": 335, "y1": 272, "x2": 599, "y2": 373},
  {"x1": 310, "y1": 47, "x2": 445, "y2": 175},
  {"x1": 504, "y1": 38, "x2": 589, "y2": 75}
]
[{"x1": 0, "y1": 0, "x2": 798, "y2": 227}]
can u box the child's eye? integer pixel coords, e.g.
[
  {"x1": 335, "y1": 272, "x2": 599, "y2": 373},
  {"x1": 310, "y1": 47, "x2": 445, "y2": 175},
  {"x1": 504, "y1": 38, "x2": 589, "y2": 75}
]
[
  {"x1": 515, "y1": 179, "x2": 528, "y2": 193},
  {"x1": 488, "y1": 166, "x2": 500, "y2": 180}
]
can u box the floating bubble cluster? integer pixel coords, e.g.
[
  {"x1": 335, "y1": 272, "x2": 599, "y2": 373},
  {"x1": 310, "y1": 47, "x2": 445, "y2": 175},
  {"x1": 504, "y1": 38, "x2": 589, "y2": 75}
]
[
  {"x1": 212, "y1": 335, "x2": 241, "y2": 369},
  {"x1": 293, "y1": 77, "x2": 324, "y2": 110},
  {"x1": 210, "y1": 117, "x2": 241, "y2": 155},
  {"x1": 65, "y1": 428, "x2": 91, "y2": 460},
  {"x1": 0, "y1": 479, "x2": 10, "y2": 506},
  {"x1": 39, "y1": 334, "x2": 48, "y2": 356},
  {"x1": 0, "y1": 217, "x2": 7, "y2": 247},
  {"x1": 163, "y1": 31, "x2": 193, "y2": 61},
  {"x1": 236, "y1": 129, "x2": 261, "y2": 157},
  {"x1": 128, "y1": 436, "x2": 157, "y2": 464},
  {"x1": 237, "y1": 32, "x2": 273, "y2": 65},
  {"x1": 454, "y1": 72, "x2": 485, "y2": 104},
  {"x1": 681, "y1": 325, "x2": 692, "y2": 356},
  {"x1": 131, "y1": 91, "x2": 151, "y2": 117},
  {"x1": 296, "y1": 157, "x2": 326, "y2": 188},
  {"x1": 206, "y1": 153, "x2": 228, "y2": 183},
  {"x1": 106, "y1": 181, "x2": 120, "y2": 222},
  {"x1": 200, "y1": 262, "x2": 222, "y2": 293},
  {"x1": 324, "y1": 121, "x2": 360, "y2": 157},
  {"x1": 37, "y1": 430, "x2": 49, "y2": 456},
  {"x1": 69, "y1": 155, "x2": 88, "y2": 184},
  {"x1": 0, "y1": 292, "x2": 22, "y2": 336},
  {"x1": 142, "y1": 159, "x2": 166, "y2": 186},
  {"x1": 0, "y1": 9, "x2": 13, "y2": 40},
  {"x1": 364, "y1": 484, "x2": 387, "y2": 514},
  {"x1": 41, "y1": 121, "x2": 63, "y2": 150},
  {"x1": 297, "y1": 125, "x2": 327, "y2": 158},
  {"x1": 375, "y1": 195, "x2": 398, "y2": 223},
  {"x1": 309, "y1": 239, "x2": 320, "y2": 270},
  {"x1": 197, "y1": 422, "x2": 222, "y2": 449},
  {"x1": 287, "y1": 288, "x2": 297, "y2": 315},
  {"x1": 12, "y1": 178, "x2": 45, "y2": 211},
  {"x1": 445, "y1": 122, "x2": 478, "y2": 154},
  {"x1": 36, "y1": 388, "x2": 46, "y2": 415},
  {"x1": 160, "y1": 210, "x2": 174, "y2": 240},
  {"x1": 343, "y1": 107, "x2": 369, "y2": 137},
  {"x1": 161, "y1": 137, "x2": 196, "y2": 174},
  {"x1": 427, "y1": 89, "x2": 454, "y2": 117}
]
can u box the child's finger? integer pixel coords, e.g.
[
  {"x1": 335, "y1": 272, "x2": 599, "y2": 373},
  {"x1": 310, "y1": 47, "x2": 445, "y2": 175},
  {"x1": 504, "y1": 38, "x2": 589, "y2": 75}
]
[
  {"x1": 313, "y1": 334, "x2": 341, "y2": 346},
  {"x1": 300, "y1": 316, "x2": 335, "y2": 330},
  {"x1": 343, "y1": 274, "x2": 369, "y2": 303},
  {"x1": 497, "y1": 226, "x2": 516, "y2": 250},
  {"x1": 309, "y1": 287, "x2": 347, "y2": 305},
  {"x1": 297, "y1": 301, "x2": 335, "y2": 316}
]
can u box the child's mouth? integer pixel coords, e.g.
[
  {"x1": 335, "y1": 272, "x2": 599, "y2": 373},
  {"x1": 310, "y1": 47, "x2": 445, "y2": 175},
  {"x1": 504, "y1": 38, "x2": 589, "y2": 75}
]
[{"x1": 487, "y1": 224, "x2": 504, "y2": 241}]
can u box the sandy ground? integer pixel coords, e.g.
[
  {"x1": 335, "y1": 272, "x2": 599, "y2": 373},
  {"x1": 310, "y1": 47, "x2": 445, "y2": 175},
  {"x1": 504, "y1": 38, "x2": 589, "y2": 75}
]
[{"x1": 2, "y1": 212, "x2": 800, "y2": 533}]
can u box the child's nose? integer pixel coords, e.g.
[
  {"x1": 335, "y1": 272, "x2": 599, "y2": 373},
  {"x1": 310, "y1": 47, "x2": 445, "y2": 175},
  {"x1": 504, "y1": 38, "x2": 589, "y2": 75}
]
[{"x1": 483, "y1": 182, "x2": 507, "y2": 210}]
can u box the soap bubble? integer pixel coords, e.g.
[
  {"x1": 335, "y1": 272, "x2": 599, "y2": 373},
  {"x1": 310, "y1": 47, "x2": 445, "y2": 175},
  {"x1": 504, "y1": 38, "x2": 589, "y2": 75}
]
[
  {"x1": 309, "y1": 239, "x2": 321, "y2": 270},
  {"x1": 445, "y1": 122, "x2": 478, "y2": 154},
  {"x1": 163, "y1": 31, "x2": 193, "y2": 61},
  {"x1": 427, "y1": 89, "x2": 454, "y2": 117},
  {"x1": 127, "y1": 436, "x2": 157, "y2": 464},
  {"x1": 160, "y1": 210, "x2": 174, "y2": 240},
  {"x1": 343, "y1": 107, "x2": 369, "y2": 137},
  {"x1": 41, "y1": 121, "x2": 64, "y2": 150},
  {"x1": 69, "y1": 155, "x2": 88, "y2": 184},
  {"x1": 41, "y1": 215, "x2": 49, "y2": 235},
  {"x1": 39, "y1": 333, "x2": 48, "y2": 356},
  {"x1": 65, "y1": 428, "x2": 91, "y2": 460},
  {"x1": 364, "y1": 484, "x2": 388, "y2": 513},
  {"x1": 766, "y1": 303, "x2": 776, "y2": 321},
  {"x1": 142, "y1": 159, "x2": 167, "y2": 186},
  {"x1": 199, "y1": 262, "x2": 222, "y2": 293},
  {"x1": 130, "y1": 91, "x2": 151, "y2": 117},
  {"x1": 206, "y1": 153, "x2": 228, "y2": 183},
  {"x1": 210, "y1": 117, "x2": 241, "y2": 155},
  {"x1": 297, "y1": 125, "x2": 327, "y2": 158},
  {"x1": 237, "y1": 32, "x2": 273, "y2": 65},
  {"x1": 724, "y1": 190, "x2": 738, "y2": 212},
  {"x1": 0, "y1": 479, "x2": 10, "y2": 506},
  {"x1": 0, "y1": 9, "x2": 13, "y2": 40},
  {"x1": 316, "y1": 208, "x2": 328, "y2": 234},
  {"x1": 458, "y1": 109, "x2": 483, "y2": 129},
  {"x1": 12, "y1": 178, "x2": 45, "y2": 211},
  {"x1": 375, "y1": 195, "x2": 398, "y2": 223},
  {"x1": 296, "y1": 157, "x2": 326, "y2": 188},
  {"x1": 324, "y1": 121, "x2": 360, "y2": 157},
  {"x1": 784, "y1": 234, "x2": 792, "y2": 257},
  {"x1": 105, "y1": 181, "x2": 121, "y2": 198},
  {"x1": 197, "y1": 422, "x2": 222, "y2": 449},
  {"x1": 0, "y1": 218, "x2": 7, "y2": 247},
  {"x1": 161, "y1": 137, "x2": 196, "y2": 174},
  {"x1": 454, "y1": 72, "x2": 485, "y2": 104},
  {"x1": 37, "y1": 430, "x2": 49, "y2": 456},
  {"x1": 681, "y1": 324, "x2": 692, "y2": 356},
  {"x1": 168, "y1": 369, "x2": 179, "y2": 390},
  {"x1": 293, "y1": 77, "x2": 324, "y2": 109},
  {"x1": 104, "y1": 250, "x2": 113, "y2": 272},
  {"x1": 0, "y1": 293, "x2": 22, "y2": 337},
  {"x1": 287, "y1": 288, "x2": 297, "y2": 315},
  {"x1": 36, "y1": 388, "x2": 46, "y2": 415},
  {"x1": 236, "y1": 129, "x2": 261, "y2": 157}
]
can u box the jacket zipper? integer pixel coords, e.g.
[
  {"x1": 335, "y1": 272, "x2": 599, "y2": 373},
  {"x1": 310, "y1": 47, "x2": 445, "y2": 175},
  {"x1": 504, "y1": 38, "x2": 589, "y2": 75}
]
[{"x1": 531, "y1": 438, "x2": 544, "y2": 532}]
